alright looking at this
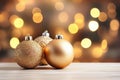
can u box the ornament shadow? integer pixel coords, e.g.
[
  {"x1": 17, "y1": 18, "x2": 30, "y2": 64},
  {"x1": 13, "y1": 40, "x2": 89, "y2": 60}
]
[{"x1": 34, "y1": 66, "x2": 55, "y2": 70}]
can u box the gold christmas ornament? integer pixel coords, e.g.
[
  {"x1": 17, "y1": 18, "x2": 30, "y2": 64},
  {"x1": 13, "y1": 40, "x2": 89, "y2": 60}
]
[
  {"x1": 44, "y1": 34, "x2": 74, "y2": 69},
  {"x1": 34, "y1": 30, "x2": 52, "y2": 65},
  {"x1": 15, "y1": 35, "x2": 42, "y2": 69}
]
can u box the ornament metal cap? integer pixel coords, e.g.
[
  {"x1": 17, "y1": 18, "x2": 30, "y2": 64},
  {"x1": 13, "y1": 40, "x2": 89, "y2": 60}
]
[
  {"x1": 25, "y1": 34, "x2": 33, "y2": 41},
  {"x1": 42, "y1": 30, "x2": 50, "y2": 37},
  {"x1": 55, "y1": 34, "x2": 64, "y2": 39}
]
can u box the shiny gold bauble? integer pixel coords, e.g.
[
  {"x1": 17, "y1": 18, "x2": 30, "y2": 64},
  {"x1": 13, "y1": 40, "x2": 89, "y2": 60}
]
[
  {"x1": 15, "y1": 35, "x2": 42, "y2": 69},
  {"x1": 44, "y1": 34, "x2": 74, "y2": 69},
  {"x1": 34, "y1": 30, "x2": 52, "y2": 65}
]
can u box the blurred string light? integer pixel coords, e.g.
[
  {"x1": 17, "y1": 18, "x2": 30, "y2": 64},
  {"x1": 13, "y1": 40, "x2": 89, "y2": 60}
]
[
  {"x1": 16, "y1": 0, "x2": 35, "y2": 12},
  {"x1": 0, "y1": 12, "x2": 8, "y2": 23},
  {"x1": 74, "y1": 13, "x2": 85, "y2": 29},
  {"x1": 107, "y1": 2, "x2": 116, "y2": 10},
  {"x1": 74, "y1": 13, "x2": 84, "y2": 20},
  {"x1": 91, "y1": 40, "x2": 108, "y2": 58},
  {"x1": 90, "y1": 8, "x2": 100, "y2": 18},
  {"x1": 9, "y1": 15, "x2": 18, "y2": 24},
  {"x1": 68, "y1": 23, "x2": 79, "y2": 34},
  {"x1": 10, "y1": 37, "x2": 20, "y2": 49},
  {"x1": 55, "y1": 1, "x2": 64, "y2": 11},
  {"x1": 58, "y1": 11, "x2": 68, "y2": 23},
  {"x1": 91, "y1": 47, "x2": 104, "y2": 58},
  {"x1": 17, "y1": 0, "x2": 35, "y2": 6},
  {"x1": 98, "y1": 12, "x2": 108, "y2": 22},
  {"x1": 32, "y1": 12, "x2": 43, "y2": 23},
  {"x1": 16, "y1": 2, "x2": 25, "y2": 12},
  {"x1": 88, "y1": 21, "x2": 99, "y2": 32},
  {"x1": 9, "y1": 15, "x2": 24, "y2": 28},
  {"x1": 101, "y1": 39, "x2": 108, "y2": 50},
  {"x1": 110, "y1": 19, "x2": 119, "y2": 31},
  {"x1": 0, "y1": 13, "x2": 4, "y2": 22},
  {"x1": 13, "y1": 18, "x2": 24, "y2": 28},
  {"x1": 32, "y1": 7, "x2": 41, "y2": 14},
  {"x1": 81, "y1": 38, "x2": 92, "y2": 48},
  {"x1": 107, "y1": 2, "x2": 116, "y2": 19}
]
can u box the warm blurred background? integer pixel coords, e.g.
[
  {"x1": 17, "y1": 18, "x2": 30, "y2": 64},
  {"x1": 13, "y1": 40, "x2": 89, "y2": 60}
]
[{"x1": 0, "y1": 0, "x2": 120, "y2": 62}]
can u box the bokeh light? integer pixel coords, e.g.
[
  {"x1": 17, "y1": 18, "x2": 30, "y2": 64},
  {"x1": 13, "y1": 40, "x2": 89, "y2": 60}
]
[
  {"x1": 74, "y1": 13, "x2": 84, "y2": 20},
  {"x1": 101, "y1": 39, "x2": 108, "y2": 50},
  {"x1": 90, "y1": 8, "x2": 100, "y2": 18},
  {"x1": 32, "y1": 12, "x2": 43, "y2": 23},
  {"x1": 32, "y1": 7, "x2": 41, "y2": 14},
  {"x1": 58, "y1": 11, "x2": 68, "y2": 23},
  {"x1": 0, "y1": 13, "x2": 4, "y2": 23},
  {"x1": 16, "y1": 2, "x2": 25, "y2": 12},
  {"x1": 68, "y1": 23, "x2": 79, "y2": 34},
  {"x1": 110, "y1": 19, "x2": 119, "y2": 31},
  {"x1": 55, "y1": 1, "x2": 64, "y2": 11},
  {"x1": 98, "y1": 12, "x2": 108, "y2": 22},
  {"x1": 81, "y1": 38, "x2": 92, "y2": 48},
  {"x1": 91, "y1": 47, "x2": 104, "y2": 58},
  {"x1": 74, "y1": 13, "x2": 85, "y2": 29},
  {"x1": 107, "y1": 2, "x2": 116, "y2": 19},
  {"x1": 18, "y1": 0, "x2": 35, "y2": 6},
  {"x1": 9, "y1": 15, "x2": 18, "y2": 24},
  {"x1": 10, "y1": 37, "x2": 20, "y2": 49},
  {"x1": 0, "y1": 12, "x2": 7, "y2": 23},
  {"x1": 107, "y1": 2, "x2": 116, "y2": 10},
  {"x1": 13, "y1": 17, "x2": 24, "y2": 28},
  {"x1": 88, "y1": 21, "x2": 99, "y2": 32}
]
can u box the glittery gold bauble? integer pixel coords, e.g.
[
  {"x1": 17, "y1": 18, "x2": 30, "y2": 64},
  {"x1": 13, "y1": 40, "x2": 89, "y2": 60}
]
[
  {"x1": 15, "y1": 35, "x2": 42, "y2": 69},
  {"x1": 34, "y1": 30, "x2": 52, "y2": 65},
  {"x1": 44, "y1": 34, "x2": 74, "y2": 69}
]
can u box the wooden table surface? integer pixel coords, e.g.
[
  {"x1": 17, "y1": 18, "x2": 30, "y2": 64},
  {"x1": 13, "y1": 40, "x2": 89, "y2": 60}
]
[{"x1": 0, "y1": 63, "x2": 120, "y2": 80}]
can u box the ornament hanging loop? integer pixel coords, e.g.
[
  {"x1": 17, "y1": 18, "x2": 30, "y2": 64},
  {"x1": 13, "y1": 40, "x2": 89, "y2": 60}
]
[
  {"x1": 25, "y1": 34, "x2": 33, "y2": 41},
  {"x1": 55, "y1": 34, "x2": 64, "y2": 39},
  {"x1": 42, "y1": 30, "x2": 50, "y2": 37}
]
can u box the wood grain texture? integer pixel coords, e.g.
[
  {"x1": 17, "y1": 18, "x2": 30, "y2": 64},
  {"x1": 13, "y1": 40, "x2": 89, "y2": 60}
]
[{"x1": 0, "y1": 63, "x2": 120, "y2": 80}]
